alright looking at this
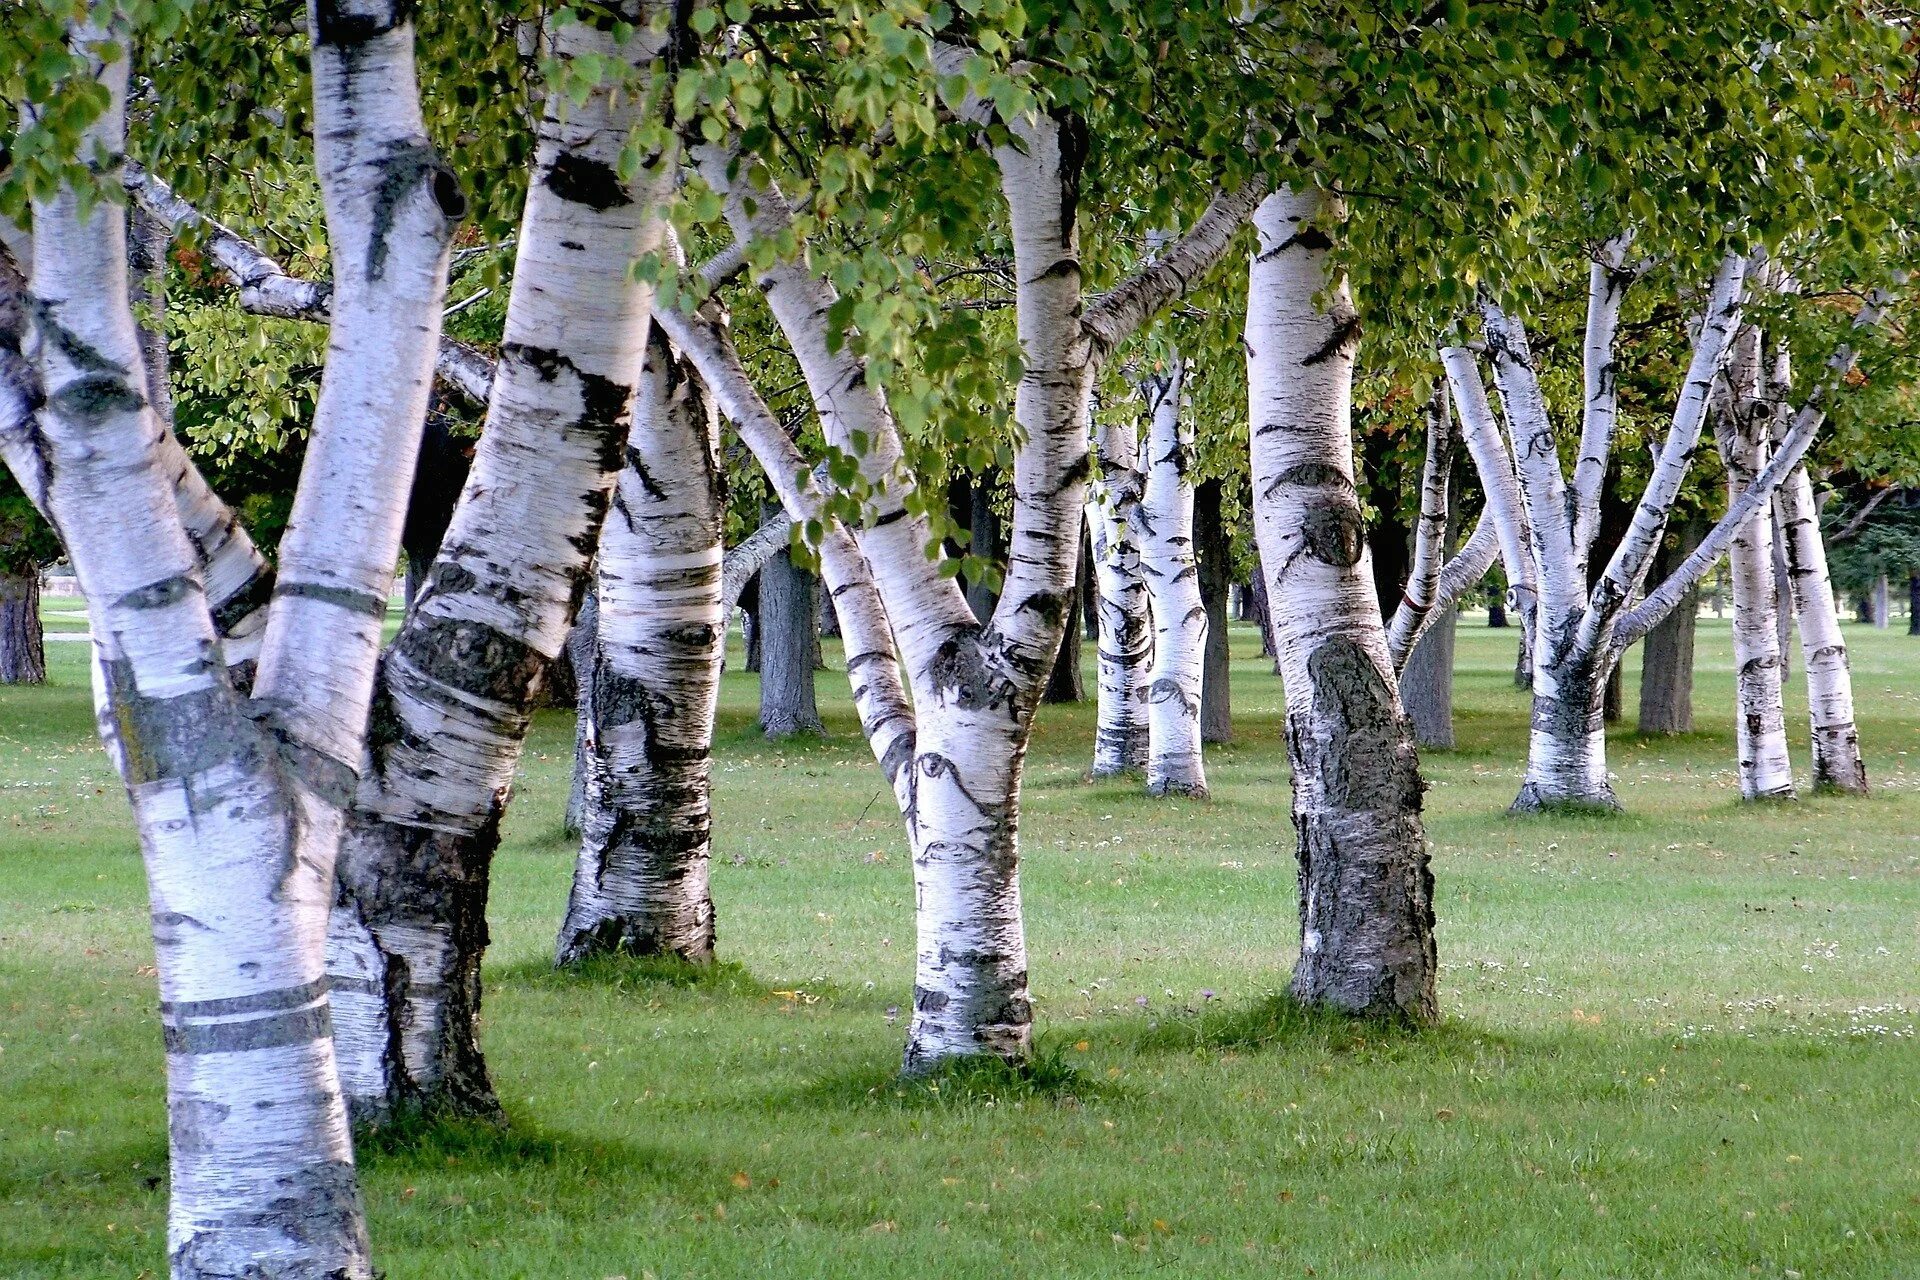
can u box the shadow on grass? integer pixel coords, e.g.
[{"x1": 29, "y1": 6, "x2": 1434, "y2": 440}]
[
  {"x1": 490, "y1": 953, "x2": 774, "y2": 1000},
  {"x1": 1124, "y1": 990, "x2": 1464, "y2": 1064},
  {"x1": 800, "y1": 1036, "x2": 1119, "y2": 1112}
]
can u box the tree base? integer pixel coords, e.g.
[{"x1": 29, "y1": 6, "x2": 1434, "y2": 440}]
[
  {"x1": 1146, "y1": 777, "x2": 1209, "y2": 800},
  {"x1": 1508, "y1": 783, "x2": 1621, "y2": 816},
  {"x1": 554, "y1": 913, "x2": 716, "y2": 969}
]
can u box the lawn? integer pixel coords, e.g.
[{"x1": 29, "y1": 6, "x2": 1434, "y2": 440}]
[{"x1": 2, "y1": 616, "x2": 1917, "y2": 1278}]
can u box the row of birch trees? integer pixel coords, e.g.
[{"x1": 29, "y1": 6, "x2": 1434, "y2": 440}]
[{"x1": 4, "y1": 1, "x2": 1916, "y2": 1275}]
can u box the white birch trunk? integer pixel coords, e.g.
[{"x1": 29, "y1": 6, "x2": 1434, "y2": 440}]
[
  {"x1": 1087, "y1": 419, "x2": 1150, "y2": 775},
  {"x1": 1246, "y1": 188, "x2": 1436, "y2": 1021},
  {"x1": 557, "y1": 328, "x2": 725, "y2": 965},
  {"x1": 1137, "y1": 361, "x2": 1208, "y2": 796},
  {"x1": 327, "y1": 7, "x2": 672, "y2": 1120},
  {"x1": 1717, "y1": 327, "x2": 1795, "y2": 800},
  {"x1": 1771, "y1": 385, "x2": 1867, "y2": 793}
]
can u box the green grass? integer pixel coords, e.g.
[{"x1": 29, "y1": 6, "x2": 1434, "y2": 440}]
[{"x1": 3, "y1": 617, "x2": 1919, "y2": 1277}]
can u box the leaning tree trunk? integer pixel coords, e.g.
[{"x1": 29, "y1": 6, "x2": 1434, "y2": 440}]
[
  {"x1": 1195, "y1": 477, "x2": 1233, "y2": 744},
  {"x1": 1718, "y1": 333, "x2": 1795, "y2": 802},
  {"x1": 0, "y1": 571, "x2": 44, "y2": 684},
  {"x1": 557, "y1": 330, "x2": 725, "y2": 965},
  {"x1": 757, "y1": 540, "x2": 824, "y2": 738},
  {"x1": 1245, "y1": 187, "x2": 1436, "y2": 1022},
  {"x1": 327, "y1": 5, "x2": 673, "y2": 1123},
  {"x1": 1636, "y1": 519, "x2": 1705, "y2": 735},
  {"x1": 1399, "y1": 607, "x2": 1456, "y2": 749},
  {"x1": 1137, "y1": 360, "x2": 1208, "y2": 797},
  {"x1": 1088, "y1": 421, "x2": 1150, "y2": 774},
  {"x1": 1772, "y1": 413, "x2": 1867, "y2": 792}
]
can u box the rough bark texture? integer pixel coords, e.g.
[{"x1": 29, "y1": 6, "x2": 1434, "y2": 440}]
[
  {"x1": 1246, "y1": 187, "x2": 1436, "y2": 1023},
  {"x1": 1195, "y1": 478, "x2": 1233, "y2": 744},
  {"x1": 327, "y1": 5, "x2": 673, "y2": 1123},
  {"x1": 1636, "y1": 519, "x2": 1704, "y2": 735},
  {"x1": 1137, "y1": 361, "x2": 1208, "y2": 797},
  {"x1": 557, "y1": 331, "x2": 725, "y2": 965},
  {"x1": 757, "y1": 542, "x2": 825, "y2": 738},
  {"x1": 0, "y1": 572, "x2": 44, "y2": 684}
]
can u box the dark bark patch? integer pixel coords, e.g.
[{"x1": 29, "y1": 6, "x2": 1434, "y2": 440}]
[
  {"x1": 48, "y1": 373, "x2": 145, "y2": 419},
  {"x1": 313, "y1": 0, "x2": 414, "y2": 46},
  {"x1": 273, "y1": 579, "x2": 388, "y2": 618},
  {"x1": 1298, "y1": 499, "x2": 1365, "y2": 569},
  {"x1": 392, "y1": 610, "x2": 547, "y2": 707},
  {"x1": 366, "y1": 139, "x2": 463, "y2": 282},
  {"x1": 1304, "y1": 637, "x2": 1419, "y2": 813},
  {"x1": 543, "y1": 152, "x2": 634, "y2": 211}
]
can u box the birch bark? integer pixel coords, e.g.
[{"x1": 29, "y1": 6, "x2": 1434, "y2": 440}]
[
  {"x1": 557, "y1": 327, "x2": 725, "y2": 965},
  {"x1": 1087, "y1": 421, "x2": 1151, "y2": 774},
  {"x1": 688, "y1": 73, "x2": 1261, "y2": 1067},
  {"x1": 327, "y1": 7, "x2": 674, "y2": 1120},
  {"x1": 1769, "y1": 353, "x2": 1867, "y2": 793},
  {"x1": 1246, "y1": 187, "x2": 1436, "y2": 1021},
  {"x1": 1716, "y1": 327, "x2": 1795, "y2": 800},
  {"x1": 1137, "y1": 361, "x2": 1208, "y2": 796}
]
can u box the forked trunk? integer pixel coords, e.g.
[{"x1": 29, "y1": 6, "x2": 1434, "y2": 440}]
[
  {"x1": 0, "y1": 571, "x2": 44, "y2": 684},
  {"x1": 558, "y1": 330, "x2": 725, "y2": 965},
  {"x1": 1246, "y1": 187, "x2": 1435, "y2": 1021},
  {"x1": 327, "y1": 6, "x2": 674, "y2": 1122},
  {"x1": 1137, "y1": 362, "x2": 1208, "y2": 797}
]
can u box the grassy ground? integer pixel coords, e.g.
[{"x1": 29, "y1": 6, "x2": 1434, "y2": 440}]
[{"x1": 2, "y1": 616, "x2": 1918, "y2": 1278}]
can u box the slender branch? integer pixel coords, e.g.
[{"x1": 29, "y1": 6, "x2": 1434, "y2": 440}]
[
  {"x1": 1827, "y1": 485, "x2": 1895, "y2": 542},
  {"x1": 1570, "y1": 232, "x2": 1638, "y2": 565},
  {"x1": 1082, "y1": 176, "x2": 1271, "y2": 358},
  {"x1": 1386, "y1": 381, "x2": 1455, "y2": 665}
]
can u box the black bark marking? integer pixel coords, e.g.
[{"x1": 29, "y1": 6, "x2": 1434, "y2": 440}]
[
  {"x1": 543, "y1": 152, "x2": 633, "y2": 211},
  {"x1": 116, "y1": 574, "x2": 201, "y2": 611},
  {"x1": 390, "y1": 607, "x2": 547, "y2": 708},
  {"x1": 313, "y1": 0, "x2": 414, "y2": 46},
  {"x1": 163, "y1": 1001, "x2": 332, "y2": 1055},
  {"x1": 1298, "y1": 500, "x2": 1365, "y2": 569},
  {"x1": 211, "y1": 567, "x2": 278, "y2": 632},
  {"x1": 365, "y1": 139, "x2": 464, "y2": 282},
  {"x1": 1302, "y1": 311, "x2": 1362, "y2": 367},
  {"x1": 502, "y1": 343, "x2": 634, "y2": 461},
  {"x1": 273, "y1": 579, "x2": 388, "y2": 618},
  {"x1": 99, "y1": 655, "x2": 260, "y2": 788},
  {"x1": 48, "y1": 374, "x2": 145, "y2": 419},
  {"x1": 160, "y1": 977, "x2": 331, "y2": 1019},
  {"x1": 1051, "y1": 109, "x2": 1089, "y2": 249}
]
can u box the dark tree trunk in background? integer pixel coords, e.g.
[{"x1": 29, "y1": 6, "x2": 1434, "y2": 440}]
[
  {"x1": 1592, "y1": 473, "x2": 1635, "y2": 723},
  {"x1": 758, "y1": 547, "x2": 823, "y2": 738},
  {"x1": 1486, "y1": 583, "x2": 1508, "y2": 628},
  {"x1": 1400, "y1": 607, "x2": 1456, "y2": 748},
  {"x1": 1855, "y1": 591, "x2": 1873, "y2": 625},
  {"x1": 1044, "y1": 526, "x2": 1087, "y2": 703},
  {"x1": 1772, "y1": 516, "x2": 1795, "y2": 681},
  {"x1": 1637, "y1": 518, "x2": 1705, "y2": 735},
  {"x1": 0, "y1": 573, "x2": 44, "y2": 685},
  {"x1": 1195, "y1": 478, "x2": 1232, "y2": 743},
  {"x1": 563, "y1": 590, "x2": 599, "y2": 838},
  {"x1": 741, "y1": 573, "x2": 762, "y2": 673},
  {"x1": 1514, "y1": 633, "x2": 1531, "y2": 688},
  {"x1": 1081, "y1": 519, "x2": 1099, "y2": 640},
  {"x1": 816, "y1": 577, "x2": 840, "y2": 642},
  {"x1": 967, "y1": 472, "x2": 1002, "y2": 624},
  {"x1": 1602, "y1": 662, "x2": 1623, "y2": 723},
  {"x1": 402, "y1": 409, "x2": 472, "y2": 609},
  {"x1": 1908, "y1": 572, "x2": 1920, "y2": 636},
  {"x1": 1247, "y1": 569, "x2": 1279, "y2": 670}
]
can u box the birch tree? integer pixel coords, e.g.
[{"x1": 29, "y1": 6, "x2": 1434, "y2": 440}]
[
  {"x1": 1136, "y1": 358, "x2": 1209, "y2": 797},
  {"x1": 10, "y1": 1, "x2": 461, "y2": 1270},
  {"x1": 1087, "y1": 417, "x2": 1151, "y2": 776}
]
